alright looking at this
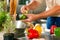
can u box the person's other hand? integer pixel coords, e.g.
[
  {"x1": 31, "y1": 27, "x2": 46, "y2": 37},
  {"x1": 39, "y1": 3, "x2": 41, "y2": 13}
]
[
  {"x1": 22, "y1": 14, "x2": 38, "y2": 22},
  {"x1": 21, "y1": 5, "x2": 29, "y2": 14}
]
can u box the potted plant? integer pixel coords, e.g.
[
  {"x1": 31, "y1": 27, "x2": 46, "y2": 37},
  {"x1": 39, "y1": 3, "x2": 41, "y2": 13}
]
[
  {"x1": 3, "y1": 14, "x2": 16, "y2": 40},
  {"x1": 0, "y1": 1, "x2": 7, "y2": 31}
]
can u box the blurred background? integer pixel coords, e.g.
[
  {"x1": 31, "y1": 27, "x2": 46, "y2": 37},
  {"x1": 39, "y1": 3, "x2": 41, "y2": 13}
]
[{"x1": 0, "y1": 0, "x2": 52, "y2": 40}]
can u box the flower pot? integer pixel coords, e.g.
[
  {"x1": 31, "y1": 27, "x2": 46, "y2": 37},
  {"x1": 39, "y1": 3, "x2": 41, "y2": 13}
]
[
  {"x1": 3, "y1": 33, "x2": 14, "y2": 40},
  {"x1": 14, "y1": 28, "x2": 25, "y2": 38}
]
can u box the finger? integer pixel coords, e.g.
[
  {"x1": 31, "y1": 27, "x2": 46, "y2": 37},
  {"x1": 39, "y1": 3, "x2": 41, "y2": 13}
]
[
  {"x1": 22, "y1": 19, "x2": 32, "y2": 22},
  {"x1": 20, "y1": 7, "x2": 24, "y2": 13},
  {"x1": 24, "y1": 14, "x2": 30, "y2": 17},
  {"x1": 21, "y1": 8, "x2": 27, "y2": 14},
  {"x1": 20, "y1": 6, "x2": 25, "y2": 13}
]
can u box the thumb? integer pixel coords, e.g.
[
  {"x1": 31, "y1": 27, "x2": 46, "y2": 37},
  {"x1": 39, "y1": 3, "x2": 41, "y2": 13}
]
[{"x1": 23, "y1": 10, "x2": 29, "y2": 14}]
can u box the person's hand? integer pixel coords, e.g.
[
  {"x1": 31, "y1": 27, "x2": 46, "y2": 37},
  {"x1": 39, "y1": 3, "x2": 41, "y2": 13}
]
[
  {"x1": 22, "y1": 14, "x2": 38, "y2": 22},
  {"x1": 21, "y1": 5, "x2": 29, "y2": 14}
]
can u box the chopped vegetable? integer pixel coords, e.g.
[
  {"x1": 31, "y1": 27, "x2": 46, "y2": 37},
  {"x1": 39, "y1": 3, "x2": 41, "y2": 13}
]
[{"x1": 19, "y1": 14, "x2": 27, "y2": 20}]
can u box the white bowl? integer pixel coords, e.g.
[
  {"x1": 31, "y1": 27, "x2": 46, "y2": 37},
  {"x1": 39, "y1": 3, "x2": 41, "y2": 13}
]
[{"x1": 15, "y1": 21, "x2": 27, "y2": 28}]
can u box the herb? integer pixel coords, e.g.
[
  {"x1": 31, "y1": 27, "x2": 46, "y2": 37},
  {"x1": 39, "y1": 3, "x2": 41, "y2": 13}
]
[
  {"x1": 0, "y1": 1, "x2": 7, "y2": 31},
  {"x1": 3, "y1": 14, "x2": 16, "y2": 33}
]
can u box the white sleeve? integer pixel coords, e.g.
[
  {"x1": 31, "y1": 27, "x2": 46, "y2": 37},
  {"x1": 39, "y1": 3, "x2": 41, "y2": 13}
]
[{"x1": 56, "y1": 0, "x2": 60, "y2": 5}]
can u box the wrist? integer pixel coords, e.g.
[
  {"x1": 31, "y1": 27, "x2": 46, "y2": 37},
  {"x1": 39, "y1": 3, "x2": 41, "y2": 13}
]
[
  {"x1": 35, "y1": 14, "x2": 40, "y2": 20},
  {"x1": 36, "y1": 14, "x2": 43, "y2": 19}
]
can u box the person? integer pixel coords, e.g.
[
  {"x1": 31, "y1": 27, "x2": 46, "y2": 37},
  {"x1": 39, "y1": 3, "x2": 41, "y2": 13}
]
[
  {"x1": 21, "y1": 0, "x2": 60, "y2": 29},
  {"x1": 21, "y1": 0, "x2": 46, "y2": 25}
]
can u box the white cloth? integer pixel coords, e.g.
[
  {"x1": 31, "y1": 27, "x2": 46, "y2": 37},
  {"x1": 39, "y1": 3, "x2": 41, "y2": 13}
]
[{"x1": 46, "y1": 0, "x2": 60, "y2": 17}]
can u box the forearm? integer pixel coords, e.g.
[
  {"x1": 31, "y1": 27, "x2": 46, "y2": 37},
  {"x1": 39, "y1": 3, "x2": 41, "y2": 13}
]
[
  {"x1": 26, "y1": 0, "x2": 40, "y2": 10},
  {"x1": 36, "y1": 6, "x2": 60, "y2": 19}
]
